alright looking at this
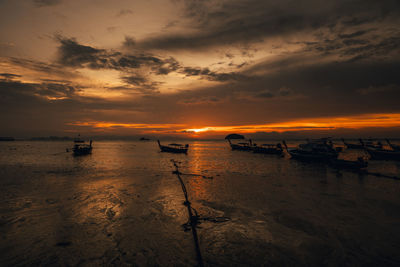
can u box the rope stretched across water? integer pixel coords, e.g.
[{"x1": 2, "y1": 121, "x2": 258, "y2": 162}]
[
  {"x1": 171, "y1": 160, "x2": 204, "y2": 267},
  {"x1": 170, "y1": 160, "x2": 230, "y2": 267}
]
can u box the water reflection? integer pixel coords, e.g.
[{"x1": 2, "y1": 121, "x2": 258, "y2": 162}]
[{"x1": 1, "y1": 140, "x2": 400, "y2": 266}]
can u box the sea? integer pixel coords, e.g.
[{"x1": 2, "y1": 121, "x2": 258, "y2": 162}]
[{"x1": 1, "y1": 140, "x2": 400, "y2": 266}]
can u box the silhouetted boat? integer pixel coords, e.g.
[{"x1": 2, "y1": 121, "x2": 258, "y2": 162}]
[
  {"x1": 228, "y1": 139, "x2": 255, "y2": 151},
  {"x1": 365, "y1": 147, "x2": 400, "y2": 161},
  {"x1": 341, "y1": 138, "x2": 364, "y2": 149},
  {"x1": 157, "y1": 140, "x2": 188, "y2": 154},
  {"x1": 283, "y1": 139, "x2": 339, "y2": 161},
  {"x1": 360, "y1": 138, "x2": 383, "y2": 149},
  {"x1": 330, "y1": 157, "x2": 368, "y2": 170},
  {"x1": 72, "y1": 136, "x2": 92, "y2": 156},
  {"x1": 225, "y1": 133, "x2": 255, "y2": 151},
  {"x1": 140, "y1": 137, "x2": 150, "y2": 141},
  {"x1": 386, "y1": 139, "x2": 400, "y2": 151},
  {"x1": 253, "y1": 143, "x2": 283, "y2": 155}
]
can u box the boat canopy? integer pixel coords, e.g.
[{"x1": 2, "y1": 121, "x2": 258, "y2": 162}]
[{"x1": 225, "y1": 133, "x2": 245, "y2": 140}]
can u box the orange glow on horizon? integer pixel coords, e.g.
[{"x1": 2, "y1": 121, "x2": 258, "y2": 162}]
[
  {"x1": 67, "y1": 121, "x2": 185, "y2": 129},
  {"x1": 67, "y1": 113, "x2": 400, "y2": 135}
]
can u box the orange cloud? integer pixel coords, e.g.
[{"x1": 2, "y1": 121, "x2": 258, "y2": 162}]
[
  {"x1": 67, "y1": 113, "x2": 400, "y2": 136},
  {"x1": 67, "y1": 121, "x2": 185, "y2": 129},
  {"x1": 186, "y1": 113, "x2": 400, "y2": 133}
]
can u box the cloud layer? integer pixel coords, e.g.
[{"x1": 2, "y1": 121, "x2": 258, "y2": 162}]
[{"x1": 1, "y1": 0, "x2": 400, "y2": 137}]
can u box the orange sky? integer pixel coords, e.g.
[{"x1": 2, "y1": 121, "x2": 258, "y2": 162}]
[
  {"x1": 1, "y1": 1, "x2": 399, "y2": 138},
  {"x1": 66, "y1": 113, "x2": 400, "y2": 138}
]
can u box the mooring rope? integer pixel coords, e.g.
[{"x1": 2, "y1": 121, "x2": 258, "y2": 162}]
[
  {"x1": 171, "y1": 160, "x2": 204, "y2": 267},
  {"x1": 170, "y1": 159, "x2": 230, "y2": 267}
]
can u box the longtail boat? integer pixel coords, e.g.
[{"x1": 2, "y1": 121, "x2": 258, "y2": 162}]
[
  {"x1": 341, "y1": 138, "x2": 364, "y2": 149},
  {"x1": 283, "y1": 138, "x2": 339, "y2": 161},
  {"x1": 360, "y1": 138, "x2": 383, "y2": 149},
  {"x1": 72, "y1": 136, "x2": 92, "y2": 156},
  {"x1": 157, "y1": 140, "x2": 188, "y2": 154},
  {"x1": 253, "y1": 143, "x2": 283, "y2": 155},
  {"x1": 365, "y1": 147, "x2": 400, "y2": 161},
  {"x1": 228, "y1": 139, "x2": 254, "y2": 151},
  {"x1": 225, "y1": 133, "x2": 254, "y2": 151},
  {"x1": 386, "y1": 139, "x2": 400, "y2": 151}
]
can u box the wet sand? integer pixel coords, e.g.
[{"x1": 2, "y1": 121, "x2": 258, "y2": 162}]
[{"x1": 1, "y1": 141, "x2": 400, "y2": 266}]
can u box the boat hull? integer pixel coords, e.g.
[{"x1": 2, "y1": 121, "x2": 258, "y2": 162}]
[
  {"x1": 73, "y1": 146, "x2": 92, "y2": 156},
  {"x1": 344, "y1": 143, "x2": 364, "y2": 149},
  {"x1": 230, "y1": 144, "x2": 253, "y2": 151},
  {"x1": 253, "y1": 147, "x2": 283, "y2": 155},
  {"x1": 288, "y1": 150, "x2": 338, "y2": 161},
  {"x1": 157, "y1": 140, "x2": 188, "y2": 154},
  {"x1": 366, "y1": 149, "x2": 400, "y2": 161},
  {"x1": 159, "y1": 146, "x2": 188, "y2": 154}
]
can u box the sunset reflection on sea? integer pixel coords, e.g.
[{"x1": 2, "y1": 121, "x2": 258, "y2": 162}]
[{"x1": 1, "y1": 140, "x2": 400, "y2": 266}]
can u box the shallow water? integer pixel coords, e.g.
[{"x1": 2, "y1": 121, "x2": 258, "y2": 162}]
[{"x1": 1, "y1": 140, "x2": 400, "y2": 266}]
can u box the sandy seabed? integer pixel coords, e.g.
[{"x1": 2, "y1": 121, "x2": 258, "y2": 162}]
[{"x1": 1, "y1": 141, "x2": 400, "y2": 266}]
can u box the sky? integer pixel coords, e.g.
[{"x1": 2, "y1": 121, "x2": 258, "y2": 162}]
[{"x1": 0, "y1": 0, "x2": 400, "y2": 139}]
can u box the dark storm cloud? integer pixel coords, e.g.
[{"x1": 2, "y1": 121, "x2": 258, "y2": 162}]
[
  {"x1": 0, "y1": 77, "x2": 152, "y2": 136},
  {"x1": 121, "y1": 75, "x2": 147, "y2": 86},
  {"x1": 56, "y1": 36, "x2": 175, "y2": 72},
  {"x1": 133, "y1": 0, "x2": 400, "y2": 51},
  {"x1": 244, "y1": 58, "x2": 400, "y2": 96},
  {"x1": 2, "y1": 58, "x2": 399, "y2": 136},
  {"x1": 120, "y1": 75, "x2": 162, "y2": 93},
  {"x1": 86, "y1": 38, "x2": 400, "y2": 124},
  {"x1": 56, "y1": 36, "x2": 244, "y2": 85},
  {"x1": 0, "y1": 77, "x2": 149, "y2": 114},
  {"x1": 179, "y1": 66, "x2": 247, "y2": 81},
  {"x1": 3, "y1": 0, "x2": 400, "y2": 137},
  {"x1": 338, "y1": 30, "x2": 370, "y2": 39},
  {"x1": 7, "y1": 57, "x2": 79, "y2": 79},
  {"x1": 56, "y1": 36, "x2": 104, "y2": 68},
  {"x1": 0, "y1": 73, "x2": 22, "y2": 80},
  {"x1": 37, "y1": 82, "x2": 76, "y2": 97},
  {"x1": 298, "y1": 28, "x2": 400, "y2": 61},
  {"x1": 149, "y1": 55, "x2": 400, "y2": 124},
  {"x1": 0, "y1": 79, "x2": 76, "y2": 100},
  {"x1": 55, "y1": 36, "x2": 178, "y2": 91},
  {"x1": 33, "y1": 0, "x2": 62, "y2": 7}
]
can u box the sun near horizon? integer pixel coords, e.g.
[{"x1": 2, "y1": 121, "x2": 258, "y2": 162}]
[{"x1": 1, "y1": 0, "x2": 399, "y2": 138}]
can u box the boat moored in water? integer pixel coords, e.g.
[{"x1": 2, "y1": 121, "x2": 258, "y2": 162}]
[
  {"x1": 157, "y1": 140, "x2": 188, "y2": 154},
  {"x1": 225, "y1": 133, "x2": 255, "y2": 151},
  {"x1": 253, "y1": 143, "x2": 283, "y2": 155},
  {"x1": 365, "y1": 147, "x2": 400, "y2": 161},
  {"x1": 228, "y1": 139, "x2": 255, "y2": 151},
  {"x1": 283, "y1": 138, "x2": 339, "y2": 161},
  {"x1": 72, "y1": 136, "x2": 93, "y2": 156},
  {"x1": 385, "y1": 139, "x2": 400, "y2": 151},
  {"x1": 341, "y1": 138, "x2": 364, "y2": 149},
  {"x1": 360, "y1": 138, "x2": 383, "y2": 150}
]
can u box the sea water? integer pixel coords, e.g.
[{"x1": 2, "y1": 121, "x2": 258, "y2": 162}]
[{"x1": 1, "y1": 140, "x2": 400, "y2": 266}]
